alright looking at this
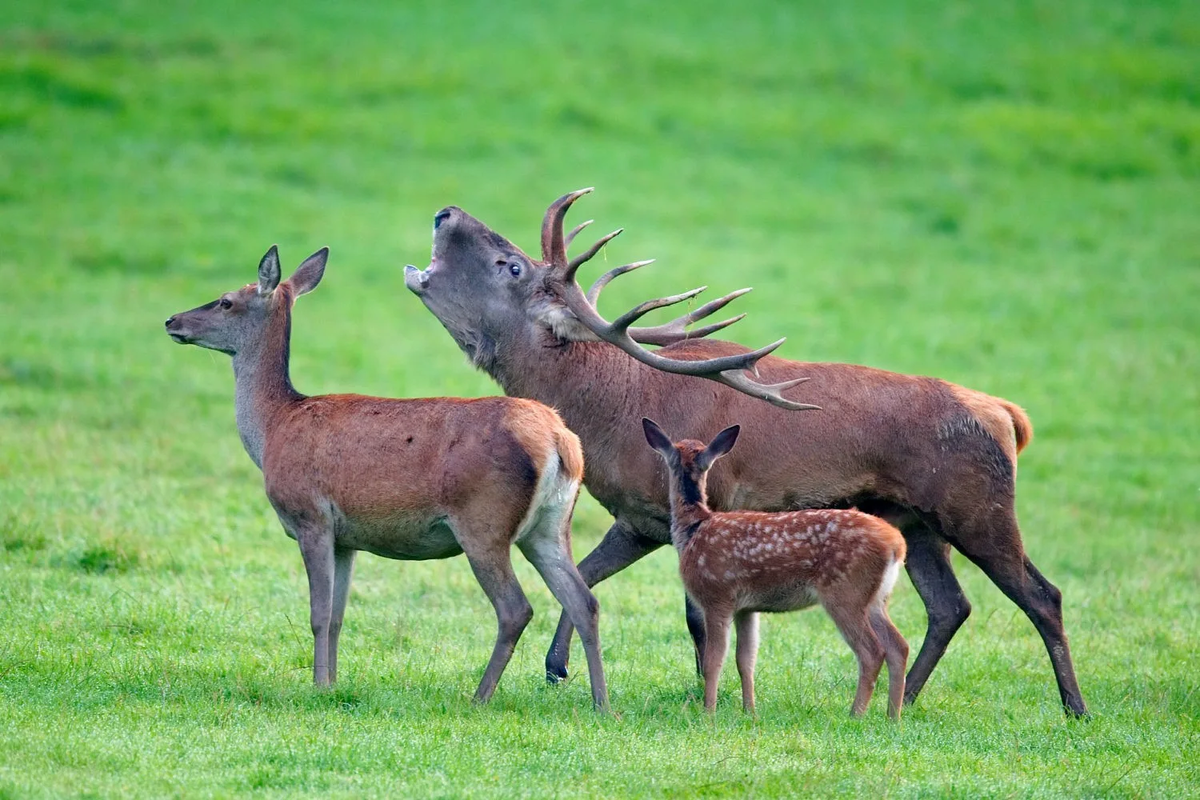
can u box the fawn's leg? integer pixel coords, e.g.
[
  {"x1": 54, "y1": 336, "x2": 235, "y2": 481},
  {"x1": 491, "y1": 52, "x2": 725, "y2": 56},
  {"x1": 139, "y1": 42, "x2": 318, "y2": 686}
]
[
  {"x1": 734, "y1": 610, "x2": 759, "y2": 714},
  {"x1": 826, "y1": 603, "x2": 885, "y2": 717},
  {"x1": 702, "y1": 607, "x2": 733, "y2": 712},
  {"x1": 870, "y1": 606, "x2": 909, "y2": 720}
]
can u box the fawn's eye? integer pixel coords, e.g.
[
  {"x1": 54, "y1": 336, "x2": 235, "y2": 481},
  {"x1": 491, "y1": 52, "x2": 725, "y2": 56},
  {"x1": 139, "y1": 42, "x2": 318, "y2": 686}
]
[{"x1": 219, "y1": 298, "x2": 232, "y2": 309}]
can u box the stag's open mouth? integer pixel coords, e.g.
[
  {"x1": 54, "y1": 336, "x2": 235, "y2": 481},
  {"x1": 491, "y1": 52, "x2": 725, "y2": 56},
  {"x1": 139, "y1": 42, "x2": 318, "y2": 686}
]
[{"x1": 404, "y1": 264, "x2": 432, "y2": 295}]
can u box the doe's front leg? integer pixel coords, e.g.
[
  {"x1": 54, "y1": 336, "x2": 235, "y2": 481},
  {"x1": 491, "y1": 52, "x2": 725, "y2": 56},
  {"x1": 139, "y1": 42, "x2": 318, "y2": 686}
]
[{"x1": 298, "y1": 532, "x2": 336, "y2": 687}]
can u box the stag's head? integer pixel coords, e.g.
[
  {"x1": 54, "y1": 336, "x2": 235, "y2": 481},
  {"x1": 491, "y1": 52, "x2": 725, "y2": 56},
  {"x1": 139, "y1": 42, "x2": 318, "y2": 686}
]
[
  {"x1": 165, "y1": 246, "x2": 327, "y2": 356},
  {"x1": 405, "y1": 189, "x2": 819, "y2": 410}
]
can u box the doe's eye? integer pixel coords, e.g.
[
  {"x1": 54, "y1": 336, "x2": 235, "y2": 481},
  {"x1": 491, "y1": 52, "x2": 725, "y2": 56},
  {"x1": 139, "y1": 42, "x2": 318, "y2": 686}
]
[{"x1": 219, "y1": 298, "x2": 233, "y2": 309}]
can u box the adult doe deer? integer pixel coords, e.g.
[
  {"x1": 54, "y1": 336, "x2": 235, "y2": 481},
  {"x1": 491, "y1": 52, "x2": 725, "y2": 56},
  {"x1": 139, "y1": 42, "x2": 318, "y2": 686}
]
[
  {"x1": 165, "y1": 246, "x2": 608, "y2": 708},
  {"x1": 643, "y1": 419, "x2": 908, "y2": 719},
  {"x1": 405, "y1": 188, "x2": 1088, "y2": 717}
]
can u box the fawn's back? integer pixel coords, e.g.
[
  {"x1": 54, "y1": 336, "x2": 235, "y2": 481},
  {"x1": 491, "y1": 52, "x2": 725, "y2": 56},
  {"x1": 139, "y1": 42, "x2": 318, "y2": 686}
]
[{"x1": 680, "y1": 509, "x2": 906, "y2": 612}]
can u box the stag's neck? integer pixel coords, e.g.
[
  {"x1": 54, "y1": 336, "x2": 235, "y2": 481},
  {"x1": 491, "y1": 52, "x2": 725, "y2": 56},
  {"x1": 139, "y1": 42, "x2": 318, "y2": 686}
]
[
  {"x1": 488, "y1": 329, "x2": 638, "y2": 437},
  {"x1": 667, "y1": 474, "x2": 712, "y2": 552},
  {"x1": 231, "y1": 298, "x2": 302, "y2": 469}
]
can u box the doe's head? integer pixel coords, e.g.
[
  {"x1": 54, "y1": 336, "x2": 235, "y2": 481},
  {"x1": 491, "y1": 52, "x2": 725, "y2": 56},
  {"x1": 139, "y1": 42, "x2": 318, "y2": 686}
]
[
  {"x1": 164, "y1": 246, "x2": 328, "y2": 356},
  {"x1": 642, "y1": 418, "x2": 740, "y2": 503}
]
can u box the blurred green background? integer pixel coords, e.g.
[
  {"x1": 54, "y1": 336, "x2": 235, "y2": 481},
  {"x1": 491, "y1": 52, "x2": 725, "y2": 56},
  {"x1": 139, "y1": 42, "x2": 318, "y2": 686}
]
[{"x1": 1, "y1": 0, "x2": 1197, "y2": 796}]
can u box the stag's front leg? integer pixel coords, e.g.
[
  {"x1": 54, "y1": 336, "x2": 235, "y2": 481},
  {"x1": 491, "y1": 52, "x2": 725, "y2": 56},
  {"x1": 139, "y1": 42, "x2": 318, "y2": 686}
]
[
  {"x1": 686, "y1": 595, "x2": 707, "y2": 678},
  {"x1": 545, "y1": 519, "x2": 662, "y2": 682},
  {"x1": 297, "y1": 531, "x2": 335, "y2": 687}
]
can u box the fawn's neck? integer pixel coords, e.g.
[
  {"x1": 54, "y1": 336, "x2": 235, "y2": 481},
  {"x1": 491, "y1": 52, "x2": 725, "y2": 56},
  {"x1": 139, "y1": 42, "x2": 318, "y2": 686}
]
[
  {"x1": 667, "y1": 471, "x2": 712, "y2": 552},
  {"x1": 231, "y1": 293, "x2": 302, "y2": 469}
]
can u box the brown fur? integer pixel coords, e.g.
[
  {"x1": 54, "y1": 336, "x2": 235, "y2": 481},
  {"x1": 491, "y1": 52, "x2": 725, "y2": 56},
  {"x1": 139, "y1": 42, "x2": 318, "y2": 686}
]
[
  {"x1": 406, "y1": 198, "x2": 1088, "y2": 717},
  {"x1": 646, "y1": 423, "x2": 909, "y2": 718},
  {"x1": 166, "y1": 247, "x2": 609, "y2": 708}
]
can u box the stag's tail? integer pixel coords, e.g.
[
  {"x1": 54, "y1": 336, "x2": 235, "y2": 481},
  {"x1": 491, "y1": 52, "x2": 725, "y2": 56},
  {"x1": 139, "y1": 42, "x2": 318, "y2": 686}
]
[{"x1": 999, "y1": 399, "x2": 1033, "y2": 454}]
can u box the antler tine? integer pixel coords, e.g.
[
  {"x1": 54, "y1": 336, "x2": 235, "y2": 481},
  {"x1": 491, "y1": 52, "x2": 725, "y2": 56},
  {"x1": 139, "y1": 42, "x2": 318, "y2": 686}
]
[
  {"x1": 568, "y1": 228, "x2": 623, "y2": 271},
  {"x1": 631, "y1": 314, "x2": 746, "y2": 346},
  {"x1": 629, "y1": 288, "x2": 752, "y2": 346},
  {"x1": 610, "y1": 286, "x2": 708, "y2": 332},
  {"x1": 715, "y1": 373, "x2": 822, "y2": 411},
  {"x1": 565, "y1": 219, "x2": 594, "y2": 248},
  {"x1": 586, "y1": 259, "x2": 655, "y2": 305},
  {"x1": 541, "y1": 187, "x2": 594, "y2": 266},
  {"x1": 546, "y1": 188, "x2": 817, "y2": 411}
]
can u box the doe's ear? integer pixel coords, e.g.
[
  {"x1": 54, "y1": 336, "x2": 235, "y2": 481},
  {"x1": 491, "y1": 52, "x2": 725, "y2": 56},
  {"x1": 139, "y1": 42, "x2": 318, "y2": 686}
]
[
  {"x1": 289, "y1": 247, "x2": 329, "y2": 296},
  {"x1": 697, "y1": 424, "x2": 740, "y2": 471},
  {"x1": 642, "y1": 418, "x2": 675, "y2": 457},
  {"x1": 258, "y1": 245, "x2": 282, "y2": 295}
]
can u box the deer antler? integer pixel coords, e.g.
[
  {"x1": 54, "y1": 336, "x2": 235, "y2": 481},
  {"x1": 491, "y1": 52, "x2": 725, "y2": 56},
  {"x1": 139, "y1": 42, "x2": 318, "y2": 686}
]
[{"x1": 541, "y1": 189, "x2": 820, "y2": 412}]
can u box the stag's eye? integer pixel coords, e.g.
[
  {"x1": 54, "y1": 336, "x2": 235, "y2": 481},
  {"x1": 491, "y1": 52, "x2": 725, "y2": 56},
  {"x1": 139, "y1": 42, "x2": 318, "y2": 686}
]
[
  {"x1": 509, "y1": 262, "x2": 522, "y2": 277},
  {"x1": 219, "y1": 298, "x2": 233, "y2": 310}
]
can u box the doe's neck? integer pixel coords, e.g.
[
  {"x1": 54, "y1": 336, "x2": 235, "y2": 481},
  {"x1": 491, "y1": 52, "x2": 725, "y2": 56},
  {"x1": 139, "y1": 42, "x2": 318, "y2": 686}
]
[{"x1": 230, "y1": 294, "x2": 303, "y2": 469}]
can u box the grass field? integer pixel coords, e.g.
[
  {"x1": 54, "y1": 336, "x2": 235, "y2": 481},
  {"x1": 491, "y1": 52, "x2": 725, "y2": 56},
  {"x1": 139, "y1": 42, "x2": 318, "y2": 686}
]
[{"x1": 2, "y1": 0, "x2": 1198, "y2": 796}]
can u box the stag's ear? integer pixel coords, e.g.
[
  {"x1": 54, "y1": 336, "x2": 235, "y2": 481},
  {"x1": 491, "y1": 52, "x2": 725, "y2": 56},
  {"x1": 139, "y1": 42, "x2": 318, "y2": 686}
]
[
  {"x1": 642, "y1": 418, "x2": 674, "y2": 457},
  {"x1": 289, "y1": 247, "x2": 328, "y2": 296},
  {"x1": 258, "y1": 245, "x2": 282, "y2": 295},
  {"x1": 697, "y1": 425, "x2": 740, "y2": 471}
]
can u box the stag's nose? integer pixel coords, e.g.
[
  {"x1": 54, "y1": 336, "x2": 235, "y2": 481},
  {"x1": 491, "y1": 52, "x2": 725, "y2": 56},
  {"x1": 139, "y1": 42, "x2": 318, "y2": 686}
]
[
  {"x1": 164, "y1": 316, "x2": 176, "y2": 329},
  {"x1": 433, "y1": 208, "x2": 453, "y2": 230}
]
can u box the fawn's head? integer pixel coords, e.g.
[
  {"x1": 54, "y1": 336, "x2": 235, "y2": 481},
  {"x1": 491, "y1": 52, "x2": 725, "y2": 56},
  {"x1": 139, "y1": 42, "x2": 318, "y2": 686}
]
[
  {"x1": 642, "y1": 418, "x2": 740, "y2": 508},
  {"x1": 165, "y1": 246, "x2": 328, "y2": 356}
]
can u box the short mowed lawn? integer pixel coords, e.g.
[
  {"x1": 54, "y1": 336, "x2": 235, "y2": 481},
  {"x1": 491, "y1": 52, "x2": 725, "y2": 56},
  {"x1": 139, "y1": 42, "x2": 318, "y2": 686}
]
[{"x1": 1, "y1": 0, "x2": 1197, "y2": 796}]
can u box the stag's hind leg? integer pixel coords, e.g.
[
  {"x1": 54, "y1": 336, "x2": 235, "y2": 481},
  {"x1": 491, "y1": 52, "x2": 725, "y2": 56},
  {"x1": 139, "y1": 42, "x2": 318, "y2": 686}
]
[
  {"x1": 953, "y1": 512, "x2": 1087, "y2": 717},
  {"x1": 902, "y1": 524, "x2": 971, "y2": 706}
]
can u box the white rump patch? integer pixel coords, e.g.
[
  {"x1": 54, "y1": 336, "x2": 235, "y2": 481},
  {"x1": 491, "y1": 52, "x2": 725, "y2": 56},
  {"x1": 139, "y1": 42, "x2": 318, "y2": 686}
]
[{"x1": 873, "y1": 556, "x2": 904, "y2": 608}]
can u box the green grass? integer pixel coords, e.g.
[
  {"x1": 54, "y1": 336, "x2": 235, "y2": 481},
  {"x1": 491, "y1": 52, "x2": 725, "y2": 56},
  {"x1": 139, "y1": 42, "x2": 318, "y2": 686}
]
[{"x1": 2, "y1": 0, "x2": 1198, "y2": 796}]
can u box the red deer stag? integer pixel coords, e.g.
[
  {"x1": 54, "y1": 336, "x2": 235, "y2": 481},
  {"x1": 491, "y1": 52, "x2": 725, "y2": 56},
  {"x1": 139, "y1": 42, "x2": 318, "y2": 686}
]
[
  {"x1": 643, "y1": 418, "x2": 908, "y2": 719},
  {"x1": 165, "y1": 245, "x2": 608, "y2": 709},
  {"x1": 404, "y1": 189, "x2": 1087, "y2": 717}
]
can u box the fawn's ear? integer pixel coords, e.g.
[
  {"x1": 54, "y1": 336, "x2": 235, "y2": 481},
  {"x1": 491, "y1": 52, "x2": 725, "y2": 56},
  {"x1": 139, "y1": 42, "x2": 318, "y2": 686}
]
[
  {"x1": 697, "y1": 424, "x2": 740, "y2": 471},
  {"x1": 289, "y1": 247, "x2": 328, "y2": 296},
  {"x1": 258, "y1": 245, "x2": 282, "y2": 295},
  {"x1": 642, "y1": 418, "x2": 674, "y2": 457}
]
